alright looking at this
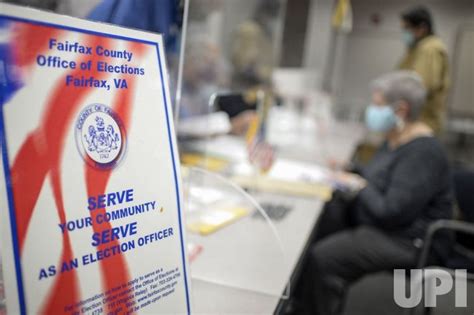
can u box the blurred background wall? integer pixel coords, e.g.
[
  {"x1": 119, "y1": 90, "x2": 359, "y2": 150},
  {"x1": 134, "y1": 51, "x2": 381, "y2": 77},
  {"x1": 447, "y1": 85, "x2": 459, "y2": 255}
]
[{"x1": 303, "y1": 0, "x2": 474, "y2": 121}]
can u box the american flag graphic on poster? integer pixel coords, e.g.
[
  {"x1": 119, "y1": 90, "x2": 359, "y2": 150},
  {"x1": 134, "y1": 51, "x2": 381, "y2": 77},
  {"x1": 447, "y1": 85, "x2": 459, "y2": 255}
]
[{"x1": 0, "y1": 4, "x2": 191, "y2": 315}]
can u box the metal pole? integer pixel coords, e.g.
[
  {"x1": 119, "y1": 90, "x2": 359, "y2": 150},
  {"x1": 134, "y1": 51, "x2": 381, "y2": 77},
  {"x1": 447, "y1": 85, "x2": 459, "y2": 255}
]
[{"x1": 174, "y1": 0, "x2": 190, "y2": 125}]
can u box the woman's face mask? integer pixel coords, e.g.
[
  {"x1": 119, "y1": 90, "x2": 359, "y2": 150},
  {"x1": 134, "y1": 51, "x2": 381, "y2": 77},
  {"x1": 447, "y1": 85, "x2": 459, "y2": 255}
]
[
  {"x1": 402, "y1": 30, "x2": 415, "y2": 47},
  {"x1": 365, "y1": 104, "x2": 397, "y2": 132}
]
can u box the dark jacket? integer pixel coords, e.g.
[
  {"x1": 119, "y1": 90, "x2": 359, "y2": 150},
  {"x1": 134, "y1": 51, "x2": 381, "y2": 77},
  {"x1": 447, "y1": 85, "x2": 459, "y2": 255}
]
[{"x1": 354, "y1": 136, "x2": 453, "y2": 241}]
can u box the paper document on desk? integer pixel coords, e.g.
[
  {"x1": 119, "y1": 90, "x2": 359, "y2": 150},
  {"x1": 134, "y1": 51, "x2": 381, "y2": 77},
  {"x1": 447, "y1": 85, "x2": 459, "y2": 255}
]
[
  {"x1": 232, "y1": 158, "x2": 333, "y2": 200},
  {"x1": 187, "y1": 135, "x2": 248, "y2": 162},
  {"x1": 269, "y1": 159, "x2": 331, "y2": 183},
  {"x1": 177, "y1": 112, "x2": 231, "y2": 138},
  {"x1": 234, "y1": 158, "x2": 331, "y2": 183},
  {"x1": 187, "y1": 207, "x2": 249, "y2": 236},
  {"x1": 184, "y1": 179, "x2": 250, "y2": 235}
]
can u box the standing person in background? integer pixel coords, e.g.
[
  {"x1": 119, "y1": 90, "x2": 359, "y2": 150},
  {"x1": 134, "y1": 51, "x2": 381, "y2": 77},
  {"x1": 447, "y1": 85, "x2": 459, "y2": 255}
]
[
  {"x1": 229, "y1": 0, "x2": 281, "y2": 134},
  {"x1": 398, "y1": 6, "x2": 450, "y2": 134},
  {"x1": 231, "y1": 0, "x2": 280, "y2": 91},
  {"x1": 346, "y1": 6, "x2": 449, "y2": 167}
]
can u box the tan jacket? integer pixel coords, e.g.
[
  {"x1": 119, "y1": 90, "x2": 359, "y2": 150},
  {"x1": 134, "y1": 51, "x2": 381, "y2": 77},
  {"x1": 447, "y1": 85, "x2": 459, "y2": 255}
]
[
  {"x1": 398, "y1": 35, "x2": 450, "y2": 133},
  {"x1": 231, "y1": 21, "x2": 274, "y2": 89}
]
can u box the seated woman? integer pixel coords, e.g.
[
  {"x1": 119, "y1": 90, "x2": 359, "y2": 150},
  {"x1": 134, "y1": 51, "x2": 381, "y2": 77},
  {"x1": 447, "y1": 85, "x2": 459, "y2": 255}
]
[{"x1": 305, "y1": 71, "x2": 453, "y2": 315}]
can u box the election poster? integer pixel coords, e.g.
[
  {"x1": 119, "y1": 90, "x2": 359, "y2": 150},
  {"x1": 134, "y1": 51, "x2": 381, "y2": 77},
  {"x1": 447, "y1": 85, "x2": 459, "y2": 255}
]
[{"x1": 0, "y1": 4, "x2": 191, "y2": 314}]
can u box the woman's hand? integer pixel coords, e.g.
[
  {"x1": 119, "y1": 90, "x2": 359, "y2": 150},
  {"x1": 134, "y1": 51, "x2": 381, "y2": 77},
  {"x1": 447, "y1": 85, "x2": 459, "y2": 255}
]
[
  {"x1": 230, "y1": 110, "x2": 257, "y2": 135},
  {"x1": 331, "y1": 171, "x2": 367, "y2": 193},
  {"x1": 247, "y1": 140, "x2": 275, "y2": 173}
]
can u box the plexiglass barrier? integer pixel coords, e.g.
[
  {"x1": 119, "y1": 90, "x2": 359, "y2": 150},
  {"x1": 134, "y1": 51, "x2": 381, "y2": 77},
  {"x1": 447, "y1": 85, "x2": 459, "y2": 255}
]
[{"x1": 183, "y1": 167, "x2": 291, "y2": 299}]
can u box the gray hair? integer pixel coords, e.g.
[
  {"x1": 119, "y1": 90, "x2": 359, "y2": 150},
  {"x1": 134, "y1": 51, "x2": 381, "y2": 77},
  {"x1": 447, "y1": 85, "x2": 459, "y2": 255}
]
[{"x1": 370, "y1": 70, "x2": 427, "y2": 121}]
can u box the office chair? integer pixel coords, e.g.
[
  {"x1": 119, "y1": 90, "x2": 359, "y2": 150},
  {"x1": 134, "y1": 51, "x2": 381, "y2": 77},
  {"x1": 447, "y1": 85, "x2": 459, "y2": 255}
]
[{"x1": 409, "y1": 169, "x2": 474, "y2": 315}]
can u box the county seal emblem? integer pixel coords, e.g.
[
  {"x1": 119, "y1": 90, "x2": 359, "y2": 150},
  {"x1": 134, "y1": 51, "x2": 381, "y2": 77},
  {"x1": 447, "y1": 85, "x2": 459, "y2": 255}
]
[{"x1": 75, "y1": 104, "x2": 126, "y2": 169}]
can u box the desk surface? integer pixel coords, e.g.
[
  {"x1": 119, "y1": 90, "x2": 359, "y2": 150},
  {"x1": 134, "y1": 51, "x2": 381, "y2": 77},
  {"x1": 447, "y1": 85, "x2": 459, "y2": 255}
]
[
  {"x1": 189, "y1": 192, "x2": 324, "y2": 296},
  {"x1": 185, "y1": 117, "x2": 364, "y2": 314}
]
